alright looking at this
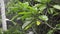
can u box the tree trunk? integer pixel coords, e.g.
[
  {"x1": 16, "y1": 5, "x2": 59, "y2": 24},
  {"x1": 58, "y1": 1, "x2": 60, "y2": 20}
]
[{"x1": 0, "y1": 0, "x2": 7, "y2": 31}]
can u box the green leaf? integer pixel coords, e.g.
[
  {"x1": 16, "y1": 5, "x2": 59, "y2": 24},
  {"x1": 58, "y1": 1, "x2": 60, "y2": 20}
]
[
  {"x1": 23, "y1": 2, "x2": 29, "y2": 6},
  {"x1": 22, "y1": 20, "x2": 35, "y2": 30},
  {"x1": 21, "y1": 14, "x2": 32, "y2": 20},
  {"x1": 18, "y1": 12, "x2": 31, "y2": 15},
  {"x1": 34, "y1": 4, "x2": 46, "y2": 13},
  {"x1": 24, "y1": 24, "x2": 31, "y2": 30},
  {"x1": 39, "y1": 4, "x2": 46, "y2": 12},
  {"x1": 35, "y1": 0, "x2": 51, "y2": 3},
  {"x1": 24, "y1": 22, "x2": 32, "y2": 30},
  {"x1": 56, "y1": 24, "x2": 60, "y2": 30},
  {"x1": 53, "y1": 5, "x2": 60, "y2": 10},
  {"x1": 47, "y1": 30, "x2": 54, "y2": 34},
  {"x1": 25, "y1": 17, "x2": 33, "y2": 21},
  {"x1": 39, "y1": 15, "x2": 48, "y2": 21},
  {"x1": 48, "y1": 8, "x2": 54, "y2": 14},
  {"x1": 22, "y1": 21, "x2": 32, "y2": 29},
  {"x1": 53, "y1": 12, "x2": 59, "y2": 16}
]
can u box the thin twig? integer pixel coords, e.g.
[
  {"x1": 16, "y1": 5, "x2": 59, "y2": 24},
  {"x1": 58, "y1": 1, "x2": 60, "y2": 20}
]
[
  {"x1": 45, "y1": 22, "x2": 54, "y2": 29},
  {"x1": 32, "y1": 26, "x2": 37, "y2": 34}
]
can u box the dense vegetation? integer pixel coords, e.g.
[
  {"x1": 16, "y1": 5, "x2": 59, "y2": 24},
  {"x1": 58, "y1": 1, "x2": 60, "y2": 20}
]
[{"x1": 0, "y1": 0, "x2": 60, "y2": 34}]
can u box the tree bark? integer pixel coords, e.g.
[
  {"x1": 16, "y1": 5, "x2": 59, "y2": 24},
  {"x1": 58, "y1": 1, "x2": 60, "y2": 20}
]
[{"x1": 0, "y1": 0, "x2": 7, "y2": 31}]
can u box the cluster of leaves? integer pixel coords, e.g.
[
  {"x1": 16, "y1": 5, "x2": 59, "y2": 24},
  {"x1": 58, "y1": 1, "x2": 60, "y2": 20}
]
[{"x1": 6, "y1": 0, "x2": 49, "y2": 30}]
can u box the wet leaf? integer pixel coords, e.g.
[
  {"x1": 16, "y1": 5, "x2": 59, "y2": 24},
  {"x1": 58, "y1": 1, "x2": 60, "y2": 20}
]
[
  {"x1": 39, "y1": 15, "x2": 48, "y2": 21},
  {"x1": 53, "y1": 5, "x2": 60, "y2": 10}
]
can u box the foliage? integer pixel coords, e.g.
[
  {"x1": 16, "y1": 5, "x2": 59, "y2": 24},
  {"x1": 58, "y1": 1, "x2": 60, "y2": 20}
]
[{"x1": 0, "y1": 0, "x2": 60, "y2": 34}]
